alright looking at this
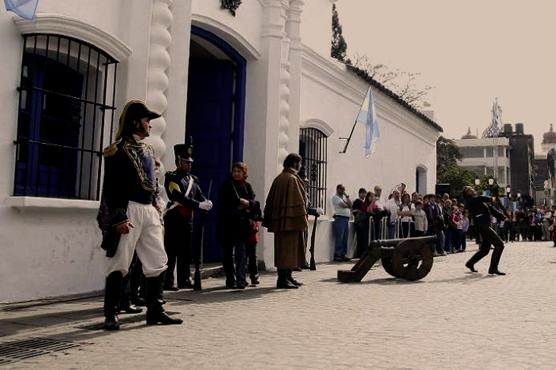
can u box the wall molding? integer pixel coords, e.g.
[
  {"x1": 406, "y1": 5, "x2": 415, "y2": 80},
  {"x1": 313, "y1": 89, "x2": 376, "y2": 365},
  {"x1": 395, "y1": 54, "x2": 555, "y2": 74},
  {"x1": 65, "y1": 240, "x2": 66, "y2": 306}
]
[
  {"x1": 191, "y1": 14, "x2": 261, "y2": 59},
  {"x1": 13, "y1": 13, "x2": 132, "y2": 62},
  {"x1": 300, "y1": 118, "x2": 334, "y2": 137}
]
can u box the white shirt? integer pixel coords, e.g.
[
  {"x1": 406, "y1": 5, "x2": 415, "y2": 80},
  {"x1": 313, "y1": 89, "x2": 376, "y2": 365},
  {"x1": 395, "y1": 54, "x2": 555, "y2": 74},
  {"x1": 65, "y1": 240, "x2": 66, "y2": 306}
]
[
  {"x1": 331, "y1": 194, "x2": 351, "y2": 217},
  {"x1": 385, "y1": 198, "x2": 401, "y2": 223}
]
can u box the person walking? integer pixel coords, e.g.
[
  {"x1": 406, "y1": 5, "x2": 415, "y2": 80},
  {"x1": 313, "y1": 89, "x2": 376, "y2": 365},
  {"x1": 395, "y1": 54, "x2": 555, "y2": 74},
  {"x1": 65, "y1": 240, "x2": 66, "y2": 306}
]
[
  {"x1": 163, "y1": 143, "x2": 213, "y2": 291},
  {"x1": 463, "y1": 186, "x2": 508, "y2": 275},
  {"x1": 331, "y1": 184, "x2": 352, "y2": 261},
  {"x1": 263, "y1": 153, "x2": 308, "y2": 289},
  {"x1": 98, "y1": 100, "x2": 183, "y2": 330}
]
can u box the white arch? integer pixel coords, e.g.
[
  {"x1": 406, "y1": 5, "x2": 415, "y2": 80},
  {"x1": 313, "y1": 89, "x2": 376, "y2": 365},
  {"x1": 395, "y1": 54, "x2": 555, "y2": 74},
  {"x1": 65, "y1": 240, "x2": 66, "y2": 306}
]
[
  {"x1": 13, "y1": 13, "x2": 132, "y2": 62},
  {"x1": 191, "y1": 14, "x2": 262, "y2": 60},
  {"x1": 300, "y1": 118, "x2": 334, "y2": 137}
]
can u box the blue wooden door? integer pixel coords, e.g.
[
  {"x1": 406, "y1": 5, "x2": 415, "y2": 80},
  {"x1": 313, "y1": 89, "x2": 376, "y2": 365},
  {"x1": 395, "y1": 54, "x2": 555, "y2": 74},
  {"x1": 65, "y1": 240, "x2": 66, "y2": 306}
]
[{"x1": 186, "y1": 58, "x2": 235, "y2": 262}]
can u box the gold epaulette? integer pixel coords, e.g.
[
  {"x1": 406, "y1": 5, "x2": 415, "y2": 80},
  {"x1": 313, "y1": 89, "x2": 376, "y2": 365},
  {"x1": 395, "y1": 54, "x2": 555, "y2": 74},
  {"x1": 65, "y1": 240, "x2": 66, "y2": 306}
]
[{"x1": 103, "y1": 142, "x2": 119, "y2": 157}]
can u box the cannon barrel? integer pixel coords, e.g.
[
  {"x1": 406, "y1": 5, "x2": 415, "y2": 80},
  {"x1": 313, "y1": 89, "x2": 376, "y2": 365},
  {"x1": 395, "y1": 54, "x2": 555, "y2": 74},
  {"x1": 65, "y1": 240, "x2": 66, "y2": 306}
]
[{"x1": 368, "y1": 235, "x2": 437, "y2": 249}]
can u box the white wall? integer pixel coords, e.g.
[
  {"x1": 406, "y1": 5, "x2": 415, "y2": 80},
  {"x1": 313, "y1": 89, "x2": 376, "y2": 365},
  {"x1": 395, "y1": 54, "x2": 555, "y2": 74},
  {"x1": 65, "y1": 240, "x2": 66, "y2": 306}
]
[{"x1": 191, "y1": 0, "x2": 263, "y2": 59}]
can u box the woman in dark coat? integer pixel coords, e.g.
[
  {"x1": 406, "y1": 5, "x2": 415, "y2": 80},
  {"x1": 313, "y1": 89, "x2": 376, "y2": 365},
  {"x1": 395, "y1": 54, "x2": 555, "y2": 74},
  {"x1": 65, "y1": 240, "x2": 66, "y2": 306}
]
[{"x1": 217, "y1": 162, "x2": 260, "y2": 289}]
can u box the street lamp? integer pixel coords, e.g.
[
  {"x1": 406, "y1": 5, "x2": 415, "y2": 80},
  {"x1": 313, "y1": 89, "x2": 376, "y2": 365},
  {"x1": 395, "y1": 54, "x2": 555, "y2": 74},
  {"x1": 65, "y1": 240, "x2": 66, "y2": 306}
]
[
  {"x1": 474, "y1": 177, "x2": 481, "y2": 186},
  {"x1": 488, "y1": 177, "x2": 495, "y2": 186},
  {"x1": 506, "y1": 185, "x2": 511, "y2": 196}
]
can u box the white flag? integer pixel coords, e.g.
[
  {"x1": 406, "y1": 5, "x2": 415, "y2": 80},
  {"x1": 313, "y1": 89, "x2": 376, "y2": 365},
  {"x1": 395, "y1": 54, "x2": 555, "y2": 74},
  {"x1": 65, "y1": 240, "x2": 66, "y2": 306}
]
[
  {"x1": 4, "y1": 0, "x2": 38, "y2": 20},
  {"x1": 356, "y1": 86, "x2": 380, "y2": 157}
]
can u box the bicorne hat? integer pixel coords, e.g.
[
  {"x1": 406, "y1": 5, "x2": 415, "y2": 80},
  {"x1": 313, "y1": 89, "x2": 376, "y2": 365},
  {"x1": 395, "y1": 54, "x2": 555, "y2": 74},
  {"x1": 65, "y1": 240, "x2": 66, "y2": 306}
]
[{"x1": 115, "y1": 100, "x2": 161, "y2": 140}]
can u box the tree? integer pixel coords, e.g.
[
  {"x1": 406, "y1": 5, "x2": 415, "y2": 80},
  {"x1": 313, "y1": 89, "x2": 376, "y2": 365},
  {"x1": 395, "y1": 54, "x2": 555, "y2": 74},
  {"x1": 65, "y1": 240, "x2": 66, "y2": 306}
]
[
  {"x1": 436, "y1": 136, "x2": 476, "y2": 199},
  {"x1": 331, "y1": 4, "x2": 348, "y2": 62},
  {"x1": 436, "y1": 136, "x2": 462, "y2": 171},
  {"x1": 350, "y1": 54, "x2": 432, "y2": 108}
]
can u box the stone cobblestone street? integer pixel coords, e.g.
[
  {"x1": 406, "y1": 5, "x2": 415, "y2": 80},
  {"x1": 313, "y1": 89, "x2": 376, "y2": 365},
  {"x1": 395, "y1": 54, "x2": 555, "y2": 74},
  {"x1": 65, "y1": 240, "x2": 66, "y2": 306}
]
[{"x1": 2, "y1": 240, "x2": 556, "y2": 369}]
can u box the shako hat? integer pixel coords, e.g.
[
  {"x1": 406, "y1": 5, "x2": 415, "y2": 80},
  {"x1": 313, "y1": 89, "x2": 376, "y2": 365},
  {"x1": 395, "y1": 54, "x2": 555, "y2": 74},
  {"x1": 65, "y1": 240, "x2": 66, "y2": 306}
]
[
  {"x1": 174, "y1": 137, "x2": 193, "y2": 162},
  {"x1": 115, "y1": 100, "x2": 161, "y2": 140}
]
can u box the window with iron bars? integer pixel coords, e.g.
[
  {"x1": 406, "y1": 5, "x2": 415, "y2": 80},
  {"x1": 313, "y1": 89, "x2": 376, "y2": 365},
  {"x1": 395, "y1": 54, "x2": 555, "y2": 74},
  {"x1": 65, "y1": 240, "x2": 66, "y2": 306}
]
[
  {"x1": 14, "y1": 34, "x2": 118, "y2": 200},
  {"x1": 299, "y1": 128, "x2": 328, "y2": 212}
]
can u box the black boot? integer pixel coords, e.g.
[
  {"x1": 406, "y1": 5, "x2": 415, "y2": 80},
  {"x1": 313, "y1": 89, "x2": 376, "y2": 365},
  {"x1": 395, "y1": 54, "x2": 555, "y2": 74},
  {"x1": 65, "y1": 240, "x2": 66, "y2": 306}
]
[
  {"x1": 119, "y1": 272, "x2": 143, "y2": 314},
  {"x1": 104, "y1": 271, "x2": 123, "y2": 330},
  {"x1": 488, "y1": 245, "x2": 506, "y2": 276},
  {"x1": 145, "y1": 273, "x2": 183, "y2": 325},
  {"x1": 465, "y1": 261, "x2": 478, "y2": 273},
  {"x1": 276, "y1": 269, "x2": 298, "y2": 289},
  {"x1": 287, "y1": 270, "x2": 303, "y2": 286},
  {"x1": 250, "y1": 274, "x2": 260, "y2": 285}
]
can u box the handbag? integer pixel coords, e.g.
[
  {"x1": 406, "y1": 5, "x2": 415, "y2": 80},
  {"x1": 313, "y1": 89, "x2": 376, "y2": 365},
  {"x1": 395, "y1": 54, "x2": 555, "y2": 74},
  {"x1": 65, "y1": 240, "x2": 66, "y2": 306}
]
[{"x1": 247, "y1": 221, "x2": 260, "y2": 244}]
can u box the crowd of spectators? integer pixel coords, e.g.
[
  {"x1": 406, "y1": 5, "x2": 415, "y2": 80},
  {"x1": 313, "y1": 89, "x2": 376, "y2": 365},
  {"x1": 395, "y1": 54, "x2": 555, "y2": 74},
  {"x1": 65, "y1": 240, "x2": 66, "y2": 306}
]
[
  {"x1": 333, "y1": 183, "x2": 472, "y2": 259},
  {"x1": 332, "y1": 182, "x2": 556, "y2": 260}
]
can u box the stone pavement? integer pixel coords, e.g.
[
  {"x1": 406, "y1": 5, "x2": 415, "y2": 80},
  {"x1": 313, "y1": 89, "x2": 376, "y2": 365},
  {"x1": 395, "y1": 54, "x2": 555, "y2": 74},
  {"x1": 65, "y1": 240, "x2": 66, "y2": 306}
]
[{"x1": 2, "y1": 240, "x2": 556, "y2": 369}]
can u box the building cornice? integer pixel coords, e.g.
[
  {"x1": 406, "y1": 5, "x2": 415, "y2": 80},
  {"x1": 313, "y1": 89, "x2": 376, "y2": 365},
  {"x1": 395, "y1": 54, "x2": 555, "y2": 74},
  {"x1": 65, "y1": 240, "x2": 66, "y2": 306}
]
[
  {"x1": 301, "y1": 44, "x2": 439, "y2": 146},
  {"x1": 13, "y1": 13, "x2": 132, "y2": 62}
]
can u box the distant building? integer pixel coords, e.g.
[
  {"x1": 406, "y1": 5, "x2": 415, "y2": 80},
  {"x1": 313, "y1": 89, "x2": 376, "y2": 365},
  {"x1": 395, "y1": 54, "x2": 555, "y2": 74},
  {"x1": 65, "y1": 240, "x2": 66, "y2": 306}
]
[
  {"x1": 499, "y1": 123, "x2": 535, "y2": 199},
  {"x1": 534, "y1": 125, "x2": 556, "y2": 206},
  {"x1": 454, "y1": 128, "x2": 511, "y2": 189},
  {"x1": 455, "y1": 123, "x2": 536, "y2": 200}
]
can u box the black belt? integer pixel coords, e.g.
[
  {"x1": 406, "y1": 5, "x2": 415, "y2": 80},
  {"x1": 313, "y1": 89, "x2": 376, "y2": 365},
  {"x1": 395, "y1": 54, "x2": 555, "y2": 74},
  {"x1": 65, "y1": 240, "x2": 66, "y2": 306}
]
[{"x1": 334, "y1": 215, "x2": 350, "y2": 219}]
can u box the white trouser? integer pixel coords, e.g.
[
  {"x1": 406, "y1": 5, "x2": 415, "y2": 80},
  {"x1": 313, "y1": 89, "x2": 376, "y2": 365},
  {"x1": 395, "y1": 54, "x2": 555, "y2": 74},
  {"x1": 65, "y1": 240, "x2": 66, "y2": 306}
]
[{"x1": 106, "y1": 201, "x2": 168, "y2": 278}]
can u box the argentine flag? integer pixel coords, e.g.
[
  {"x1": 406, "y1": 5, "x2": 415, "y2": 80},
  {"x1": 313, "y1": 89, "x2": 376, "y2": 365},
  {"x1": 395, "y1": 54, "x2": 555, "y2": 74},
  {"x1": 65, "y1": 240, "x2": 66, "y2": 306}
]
[
  {"x1": 357, "y1": 86, "x2": 380, "y2": 157},
  {"x1": 4, "y1": 0, "x2": 38, "y2": 20}
]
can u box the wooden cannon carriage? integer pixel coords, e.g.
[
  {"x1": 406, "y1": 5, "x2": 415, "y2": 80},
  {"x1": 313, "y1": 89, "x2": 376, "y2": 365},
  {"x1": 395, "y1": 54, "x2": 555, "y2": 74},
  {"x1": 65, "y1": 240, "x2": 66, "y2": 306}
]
[{"x1": 337, "y1": 236, "x2": 437, "y2": 282}]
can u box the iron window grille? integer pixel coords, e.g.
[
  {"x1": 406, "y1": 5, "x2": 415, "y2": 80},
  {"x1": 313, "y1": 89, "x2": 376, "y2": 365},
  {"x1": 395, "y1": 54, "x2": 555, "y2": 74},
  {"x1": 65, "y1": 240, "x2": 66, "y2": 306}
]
[
  {"x1": 14, "y1": 34, "x2": 118, "y2": 200},
  {"x1": 299, "y1": 128, "x2": 328, "y2": 212}
]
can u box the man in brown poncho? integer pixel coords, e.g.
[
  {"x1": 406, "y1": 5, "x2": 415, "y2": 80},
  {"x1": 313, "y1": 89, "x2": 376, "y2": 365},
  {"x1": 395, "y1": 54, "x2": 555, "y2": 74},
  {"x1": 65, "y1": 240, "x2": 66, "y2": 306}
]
[{"x1": 263, "y1": 153, "x2": 308, "y2": 289}]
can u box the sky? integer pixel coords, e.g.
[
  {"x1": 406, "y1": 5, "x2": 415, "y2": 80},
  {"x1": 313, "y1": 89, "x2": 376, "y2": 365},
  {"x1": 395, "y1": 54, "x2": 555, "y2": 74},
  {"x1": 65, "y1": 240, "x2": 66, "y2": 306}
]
[{"x1": 336, "y1": 0, "x2": 556, "y2": 150}]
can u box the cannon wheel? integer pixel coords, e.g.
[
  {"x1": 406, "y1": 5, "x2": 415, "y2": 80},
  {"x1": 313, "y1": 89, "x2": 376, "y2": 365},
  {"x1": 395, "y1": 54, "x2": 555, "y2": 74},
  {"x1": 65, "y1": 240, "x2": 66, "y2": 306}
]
[
  {"x1": 391, "y1": 239, "x2": 433, "y2": 281},
  {"x1": 380, "y1": 248, "x2": 401, "y2": 278}
]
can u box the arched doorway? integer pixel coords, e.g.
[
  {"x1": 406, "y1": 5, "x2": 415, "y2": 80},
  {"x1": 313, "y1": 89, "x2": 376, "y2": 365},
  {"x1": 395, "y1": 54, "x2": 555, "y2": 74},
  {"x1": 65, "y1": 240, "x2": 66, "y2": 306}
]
[
  {"x1": 186, "y1": 26, "x2": 246, "y2": 262},
  {"x1": 416, "y1": 166, "x2": 427, "y2": 194}
]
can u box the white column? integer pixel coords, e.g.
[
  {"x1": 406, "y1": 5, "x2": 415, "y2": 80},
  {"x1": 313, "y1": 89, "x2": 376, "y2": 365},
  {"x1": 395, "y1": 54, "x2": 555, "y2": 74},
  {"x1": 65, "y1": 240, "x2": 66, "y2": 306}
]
[
  {"x1": 257, "y1": 0, "x2": 290, "y2": 269},
  {"x1": 145, "y1": 0, "x2": 174, "y2": 170},
  {"x1": 285, "y1": 0, "x2": 304, "y2": 153},
  {"x1": 162, "y1": 0, "x2": 192, "y2": 171}
]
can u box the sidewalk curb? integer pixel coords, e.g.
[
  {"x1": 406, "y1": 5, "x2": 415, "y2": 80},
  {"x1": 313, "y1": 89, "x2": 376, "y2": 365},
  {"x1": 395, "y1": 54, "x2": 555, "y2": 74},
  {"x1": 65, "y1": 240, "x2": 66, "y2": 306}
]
[{"x1": 1, "y1": 264, "x2": 225, "y2": 310}]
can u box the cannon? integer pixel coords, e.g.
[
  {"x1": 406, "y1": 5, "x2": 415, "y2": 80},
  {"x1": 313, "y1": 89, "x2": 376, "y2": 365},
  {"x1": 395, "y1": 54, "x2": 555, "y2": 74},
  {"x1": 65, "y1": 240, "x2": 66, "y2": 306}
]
[{"x1": 337, "y1": 236, "x2": 437, "y2": 282}]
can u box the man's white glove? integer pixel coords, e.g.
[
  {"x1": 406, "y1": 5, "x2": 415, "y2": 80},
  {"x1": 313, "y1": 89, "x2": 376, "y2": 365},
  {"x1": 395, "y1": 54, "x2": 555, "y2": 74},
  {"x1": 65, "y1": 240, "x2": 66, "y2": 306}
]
[
  {"x1": 199, "y1": 200, "x2": 213, "y2": 211},
  {"x1": 316, "y1": 207, "x2": 325, "y2": 216}
]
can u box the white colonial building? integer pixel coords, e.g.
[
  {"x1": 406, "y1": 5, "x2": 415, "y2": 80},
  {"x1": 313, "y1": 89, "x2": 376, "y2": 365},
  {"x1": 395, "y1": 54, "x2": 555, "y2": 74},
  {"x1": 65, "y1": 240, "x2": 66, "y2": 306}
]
[{"x1": 0, "y1": 0, "x2": 442, "y2": 303}]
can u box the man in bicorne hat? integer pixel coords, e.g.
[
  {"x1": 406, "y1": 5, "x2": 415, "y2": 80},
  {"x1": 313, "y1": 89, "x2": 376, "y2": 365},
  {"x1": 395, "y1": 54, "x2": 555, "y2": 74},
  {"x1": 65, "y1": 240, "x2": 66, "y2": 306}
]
[
  {"x1": 163, "y1": 142, "x2": 213, "y2": 291},
  {"x1": 100, "y1": 100, "x2": 182, "y2": 330}
]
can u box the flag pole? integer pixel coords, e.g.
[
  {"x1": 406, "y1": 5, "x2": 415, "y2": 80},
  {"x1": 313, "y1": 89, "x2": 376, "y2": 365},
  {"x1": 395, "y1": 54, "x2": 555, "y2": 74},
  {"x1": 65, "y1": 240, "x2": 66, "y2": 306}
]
[
  {"x1": 339, "y1": 118, "x2": 359, "y2": 154},
  {"x1": 339, "y1": 86, "x2": 368, "y2": 154}
]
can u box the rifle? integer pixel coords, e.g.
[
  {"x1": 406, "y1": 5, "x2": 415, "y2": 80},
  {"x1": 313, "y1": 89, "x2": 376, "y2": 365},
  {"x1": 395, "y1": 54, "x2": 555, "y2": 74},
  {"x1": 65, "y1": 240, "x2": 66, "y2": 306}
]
[
  {"x1": 193, "y1": 180, "x2": 213, "y2": 291},
  {"x1": 309, "y1": 213, "x2": 319, "y2": 270}
]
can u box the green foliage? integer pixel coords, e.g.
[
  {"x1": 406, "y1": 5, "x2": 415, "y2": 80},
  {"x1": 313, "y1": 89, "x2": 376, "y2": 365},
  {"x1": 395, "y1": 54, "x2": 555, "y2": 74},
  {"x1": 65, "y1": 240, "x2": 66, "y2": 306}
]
[
  {"x1": 331, "y1": 4, "x2": 348, "y2": 62},
  {"x1": 436, "y1": 136, "x2": 476, "y2": 199},
  {"x1": 436, "y1": 136, "x2": 462, "y2": 170}
]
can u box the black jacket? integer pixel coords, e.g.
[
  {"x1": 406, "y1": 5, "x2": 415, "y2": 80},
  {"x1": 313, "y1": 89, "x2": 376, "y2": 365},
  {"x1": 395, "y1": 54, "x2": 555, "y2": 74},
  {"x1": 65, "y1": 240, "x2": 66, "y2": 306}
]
[
  {"x1": 217, "y1": 179, "x2": 258, "y2": 243},
  {"x1": 465, "y1": 195, "x2": 505, "y2": 225}
]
